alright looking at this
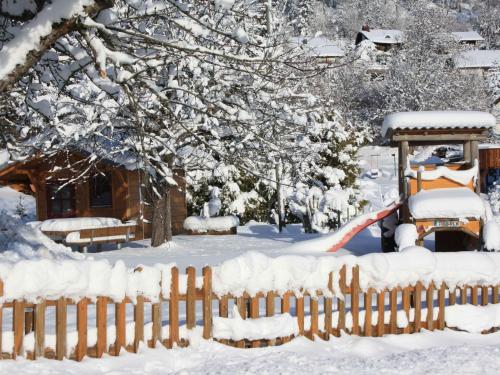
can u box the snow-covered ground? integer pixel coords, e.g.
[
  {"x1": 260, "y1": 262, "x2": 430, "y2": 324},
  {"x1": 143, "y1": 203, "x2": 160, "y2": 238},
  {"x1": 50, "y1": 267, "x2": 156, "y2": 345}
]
[{"x1": 1, "y1": 330, "x2": 500, "y2": 374}]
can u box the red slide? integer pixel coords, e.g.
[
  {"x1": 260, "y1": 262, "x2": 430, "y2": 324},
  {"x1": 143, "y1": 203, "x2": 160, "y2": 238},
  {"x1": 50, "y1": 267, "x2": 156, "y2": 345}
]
[{"x1": 327, "y1": 200, "x2": 402, "y2": 252}]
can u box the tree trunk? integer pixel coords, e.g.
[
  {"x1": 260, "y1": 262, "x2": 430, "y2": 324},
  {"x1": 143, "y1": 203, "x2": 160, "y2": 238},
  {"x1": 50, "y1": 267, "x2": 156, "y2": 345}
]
[
  {"x1": 151, "y1": 189, "x2": 172, "y2": 247},
  {"x1": 275, "y1": 163, "x2": 286, "y2": 232}
]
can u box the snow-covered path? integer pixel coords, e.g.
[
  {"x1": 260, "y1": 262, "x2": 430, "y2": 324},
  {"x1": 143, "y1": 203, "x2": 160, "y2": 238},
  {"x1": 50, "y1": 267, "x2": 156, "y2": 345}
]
[{"x1": 1, "y1": 330, "x2": 500, "y2": 374}]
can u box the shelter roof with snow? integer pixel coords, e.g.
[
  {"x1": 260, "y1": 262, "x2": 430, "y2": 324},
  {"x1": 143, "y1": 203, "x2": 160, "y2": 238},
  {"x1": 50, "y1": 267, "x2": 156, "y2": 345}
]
[
  {"x1": 453, "y1": 50, "x2": 500, "y2": 69},
  {"x1": 382, "y1": 111, "x2": 496, "y2": 142},
  {"x1": 451, "y1": 31, "x2": 484, "y2": 43},
  {"x1": 289, "y1": 36, "x2": 345, "y2": 58}
]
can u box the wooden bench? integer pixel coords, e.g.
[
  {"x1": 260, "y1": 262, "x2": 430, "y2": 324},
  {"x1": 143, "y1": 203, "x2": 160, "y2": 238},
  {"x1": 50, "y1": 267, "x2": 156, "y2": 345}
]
[{"x1": 43, "y1": 222, "x2": 137, "y2": 252}]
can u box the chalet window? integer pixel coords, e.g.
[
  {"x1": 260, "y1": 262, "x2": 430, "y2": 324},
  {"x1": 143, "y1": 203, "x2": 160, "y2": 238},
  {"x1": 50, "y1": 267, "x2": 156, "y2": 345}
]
[
  {"x1": 47, "y1": 184, "x2": 76, "y2": 219},
  {"x1": 89, "y1": 173, "x2": 113, "y2": 208}
]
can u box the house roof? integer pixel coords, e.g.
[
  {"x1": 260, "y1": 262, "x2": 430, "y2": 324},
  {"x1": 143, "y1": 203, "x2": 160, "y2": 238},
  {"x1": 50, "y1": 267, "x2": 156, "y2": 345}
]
[
  {"x1": 451, "y1": 31, "x2": 484, "y2": 42},
  {"x1": 289, "y1": 36, "x2": 345, "y2": 57},
  {"x1": 382, "y1": 111, "x2": 496, "y2": 138},
  {"x1": 453, "y1": 50, "x2": 500, "y2": 69},
  {"x1": 358, "y1": 29, "x2": 404, "y2": 45}
]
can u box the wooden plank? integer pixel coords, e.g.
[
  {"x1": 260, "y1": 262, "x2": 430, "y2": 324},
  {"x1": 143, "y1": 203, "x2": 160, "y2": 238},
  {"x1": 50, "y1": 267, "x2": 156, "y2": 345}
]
[
  {"x1": 460, "y1": 286, "x2": 467, "y2": 304},
  {"x1": 133, "y1": 296, "x2": 144, "y2": 353},
  {"x1": 266, "y1": 292, "x2": 275, "y2": 346},
  {"x1": 114, "y1": 301, "x2": 126, "y2": 356},
  {"x1": 236, "y1": 297, "x2": 246, "y2": 348},
  {"x1": 337, "y1": 266, "x2": 347, "y2": 336},
  {"x1": 471, "y1": 286, "x2": 478, "y2": 305},
  {"x1": 75, "y1": 299, "x2": 87, "y2": 361},
  {"x1": 310, "y1": 297, "x2": 319, "y2": 339},
  {"x1": 56, "y1": 297, "x2": 67, "y2": 360},
  {"x1": 426, "y1": 284, "x2": 434, "y2": 331},
  {"x1": 364, "y1": 289, "x2": 372, "y2": 337},
  {"x1": 324, "y1": 273, "x2": 333, "y2": 340},
  {"x1": 482, "y1": 286, "x2": 489, "y2": 306},
  {"x1": 402, "y1": 287, "x2": 411, "y2": 334},
  {"x1": 438, "y1": 283, "x2": 445, "y2": 330},
  {"x1": 151, "y1": 301, "x2": 161, "y2": 348},
  {"x1": 414, "y1": 282, "x2": 422, "y2": 332},
  {"x1": 493, "y1": 286, "x2": 499, "y2": 304},
  {"x1": 449, "y1": 287, "x2": 456, "y2": 306},
  {"x1": 296, "y1": 296, "x2": 305, "y2": 336},
  {"x1": 202, "y1": 266, "x2": 212, "y2": 340},
  {"x1": 351, "y1": 266, "x2": 360, "y2": 335},
  {"x1": 250, "y1": 297, "x2": 260, "y2": 348},
  {"x1": 186, "y1": 266, "x2": 196, "y2": 329},
  {"x1": 219, "y1": 296, "x2": 229, "y2": 318},
  {"x1": 96, "y1": 297, "x2": 108, "y2": 357},
  {"x1": 13, "y1": 301, "x2": 24, "y2": 357},
  {"x1": 377, "y1": 291, "x2": 384, "y2": 337},
  {"x1": 34, "y1": 301, "x2": 46, "y2": 359},
  {"x1": 169, "y1": 267, "x2": 180, "y2": 348},
  {"x1": 281, "y1": 292, "x2": 290, "y2": 313},
  {"x1": 389, "y1": 289, "x2": 397, "y2": 334}
]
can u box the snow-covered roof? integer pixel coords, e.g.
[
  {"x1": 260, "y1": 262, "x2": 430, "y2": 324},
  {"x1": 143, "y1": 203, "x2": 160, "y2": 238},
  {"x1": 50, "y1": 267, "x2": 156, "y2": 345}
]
[
  {"x1": 451, "y1": 31, "x2": 484, "y2": 42},
  {"x1": 359, "y1": 29, "x2": 404, "y2": 45},
  {"x1": 453, "y1": 50, "x2": 500, "y2": 69},
  {"x1": 479, "y1": 143, "x2": 500, "y2": 150},
  {"x1": 382, "y1": 111, "x2": 496, "y2": 137},
  {"x1": 289, "y1": 37, "x2": 345, "y2": 58}
]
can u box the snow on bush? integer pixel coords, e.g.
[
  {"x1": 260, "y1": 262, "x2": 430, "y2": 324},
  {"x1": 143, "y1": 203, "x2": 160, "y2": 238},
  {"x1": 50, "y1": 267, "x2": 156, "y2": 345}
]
[
  {"x1": 183, "y1": 216, "x2": 239, "y2": 232},
  {"x1": 489, "y1": 184, "x2": 500, "y2": 215},
  {"x1": 213, "y1": 306, "x2": 298, "y2": 340},
  {"x1": 394, "y1": 224, "x2": 417, "y2": 251}
]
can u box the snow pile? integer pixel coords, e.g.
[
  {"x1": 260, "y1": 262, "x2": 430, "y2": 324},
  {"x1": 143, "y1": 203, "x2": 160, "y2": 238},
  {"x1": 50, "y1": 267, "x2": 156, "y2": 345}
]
[
  {"x1": 408, "y1": 188, "x2": 485, "y2": 219},
  {"x1": 40, "y1": 217, "x2": 123, "y2": 232},
  {"x1": 382, "y1": 111, "x2": 496, "y2": 137},
  {"x1": 445, "y1": 304, "x2": 500, "y2": 333},
  {"x1": 394, "y1": 224, "x2": 417, "y2": 250},
  {"x1": 183, "y1": 216, "x2": 239, "y2": 232},
  {"x1": 213, "y1": 306, "x2": 298, "y2": 341},
  {"x1": 405, "y1": 164, "x2": 478, "y2": 186},
  {"x1": 483, "y1": 221, "x2": 500, "y2": 251}
]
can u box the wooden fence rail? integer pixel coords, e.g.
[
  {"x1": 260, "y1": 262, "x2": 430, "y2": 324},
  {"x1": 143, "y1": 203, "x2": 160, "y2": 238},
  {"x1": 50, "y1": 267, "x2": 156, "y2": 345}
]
[{"x1": 0, "y1": 265, "x2": 499, "y2": 361}]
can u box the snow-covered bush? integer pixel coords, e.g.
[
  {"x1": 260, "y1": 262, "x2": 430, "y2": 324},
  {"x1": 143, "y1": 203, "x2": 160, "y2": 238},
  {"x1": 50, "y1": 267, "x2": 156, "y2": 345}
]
[{"x1": 489, "y1": 184, "x2": 500, "y2": 215}]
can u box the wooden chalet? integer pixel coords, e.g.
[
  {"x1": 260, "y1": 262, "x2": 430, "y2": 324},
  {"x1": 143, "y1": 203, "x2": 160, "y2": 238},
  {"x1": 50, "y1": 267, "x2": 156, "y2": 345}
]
[
  {"x1": 0, "y1": 151, "x2": 187, "y2": 240},
  {"x1": 382, "y1": 110, "x2": 496, "y2": 251}
]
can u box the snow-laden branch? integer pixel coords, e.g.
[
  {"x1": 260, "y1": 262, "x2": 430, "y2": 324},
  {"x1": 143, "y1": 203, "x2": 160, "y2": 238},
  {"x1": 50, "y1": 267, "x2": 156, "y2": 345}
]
[{"x1": 0, "y1": 0, "x2": 113, "y2": 93}]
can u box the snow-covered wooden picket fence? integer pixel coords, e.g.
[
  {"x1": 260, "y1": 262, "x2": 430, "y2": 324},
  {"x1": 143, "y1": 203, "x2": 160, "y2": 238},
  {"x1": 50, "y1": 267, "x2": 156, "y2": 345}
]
[{"x1": 2, "y1": 255, "x2": 500, "y2": 362}]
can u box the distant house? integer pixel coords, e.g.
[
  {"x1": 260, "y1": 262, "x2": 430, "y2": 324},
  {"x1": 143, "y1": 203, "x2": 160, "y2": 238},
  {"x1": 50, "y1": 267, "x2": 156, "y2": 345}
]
[
  {"x1": 451, "y1": 31, "x2": 484, "y2": 46},
  {"x1": 452, "y1": 49, "x2": 500, "y2": 77},
  {"x1": 355, "y1": 27, "x2": 404, "y2": 51},
  {"x1": 0, "y1": 151, "x2": 187, "y2": 239},
  {"x1": 289, "y1": 36, "x2": 345, "y2": 64}
]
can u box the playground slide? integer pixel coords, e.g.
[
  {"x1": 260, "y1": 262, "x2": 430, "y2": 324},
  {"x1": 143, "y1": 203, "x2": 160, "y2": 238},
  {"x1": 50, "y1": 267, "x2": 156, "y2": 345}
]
[{"x1": 326, "y1": 200, "x2": 402, "y2": 252}]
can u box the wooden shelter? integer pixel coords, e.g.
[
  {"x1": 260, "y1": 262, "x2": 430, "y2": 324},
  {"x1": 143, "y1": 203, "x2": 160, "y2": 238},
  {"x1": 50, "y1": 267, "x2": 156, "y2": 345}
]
[
  {"x1": 382, "y1": 111, "x2": 496, "y2": 251},
  {"x1": 0, "y1": 151, "x2": 187, "y2": 240}
]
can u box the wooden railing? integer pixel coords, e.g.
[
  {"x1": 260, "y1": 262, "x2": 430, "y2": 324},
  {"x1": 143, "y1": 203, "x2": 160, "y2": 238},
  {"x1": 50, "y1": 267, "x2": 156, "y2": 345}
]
[{"x1": 1, "y1": 265, "x2": 499, "y2": 361}]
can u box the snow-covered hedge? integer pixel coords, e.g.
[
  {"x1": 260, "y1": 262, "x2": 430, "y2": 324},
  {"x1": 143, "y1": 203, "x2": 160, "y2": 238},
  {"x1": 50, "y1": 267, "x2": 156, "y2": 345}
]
[{"x1": 183, "y1": 215, "x2": 239, "y2": 232}]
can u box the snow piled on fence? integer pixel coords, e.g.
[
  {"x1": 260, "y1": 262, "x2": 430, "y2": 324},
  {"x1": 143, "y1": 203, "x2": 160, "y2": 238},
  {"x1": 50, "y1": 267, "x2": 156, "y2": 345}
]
[
  {"x1": 213, "y1": 306, "x2": 298, "y2": 340},
  {"x1": 5, "y1": 243, "x2": 500, "y2": 302}
]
